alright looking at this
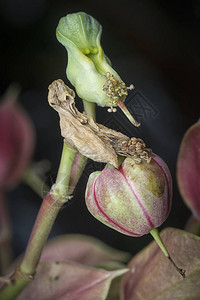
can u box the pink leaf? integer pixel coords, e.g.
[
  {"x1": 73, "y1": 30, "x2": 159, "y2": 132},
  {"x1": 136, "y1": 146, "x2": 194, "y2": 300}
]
[
  {"x1": 121, "y1": 227, "x2": 200, "y2": 300},
  {"x1": 177, "y1": 121, "x2": 200, "y2": 219},
  {"x1": 17, "y1": 260, "x2": 127, "y2": 300},
  {"x1": 40, "y1": 234, "x2": 130, "y2": 265}
]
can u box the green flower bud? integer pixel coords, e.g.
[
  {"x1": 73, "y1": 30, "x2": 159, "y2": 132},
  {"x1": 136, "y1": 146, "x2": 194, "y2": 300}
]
[{"x1": 56, "y1": 12, "x2": 140, "y2": 126}]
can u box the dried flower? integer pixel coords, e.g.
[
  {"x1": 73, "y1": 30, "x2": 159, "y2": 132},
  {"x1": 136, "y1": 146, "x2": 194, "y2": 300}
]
[{"x1": 48, "y1": 80, "x2": 149, "y2": 168}]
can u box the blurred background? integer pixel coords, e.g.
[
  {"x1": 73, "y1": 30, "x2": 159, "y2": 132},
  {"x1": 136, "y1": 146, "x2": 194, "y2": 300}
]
[{"x1": 0, "y1": 0, "x2": 200, "y2": 258}]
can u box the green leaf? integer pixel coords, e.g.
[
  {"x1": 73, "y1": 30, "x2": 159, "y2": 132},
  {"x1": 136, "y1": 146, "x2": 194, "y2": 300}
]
[{"x1": 121, "y1": 227, "x2": 200, "y2": 300}]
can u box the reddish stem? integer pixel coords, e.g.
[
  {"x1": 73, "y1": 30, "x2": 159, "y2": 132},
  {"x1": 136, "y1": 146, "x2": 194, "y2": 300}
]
[{"x1": 0, "y1": 189, "x2": 13, "y2": 275}]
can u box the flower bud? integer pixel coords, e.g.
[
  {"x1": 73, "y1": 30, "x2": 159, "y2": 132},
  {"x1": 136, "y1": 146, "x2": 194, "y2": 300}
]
[
  {"x1": 0, "y1": 86, "x2": 35, "y2": 188},
  {"x1": 177, "y1": 121, "x2": 200, "y2": 219},
  {"x1": 56, "y1": 12, "x2": 125, "y2": 107},
  {"x1": 56, "y1": 12, "x2": 140, "y2": 126},
  {"x1": 85, "y1": 155, "x2": 172, "y2": 236}
]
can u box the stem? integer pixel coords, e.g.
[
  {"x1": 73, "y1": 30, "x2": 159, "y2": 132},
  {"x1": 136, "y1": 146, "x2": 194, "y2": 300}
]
[
  {"x1": 117, "y1": 155, "x2": 126, "y2": 167},
  {"x1": 52, "y1": 143, "x2": 77, "y2": 200},
  {"x1": 21, "y1": 143, "x2": 77, "y2": 275},
  {"x1": 0, "y1": 143, "x2": 77, "y2": 298},
  {"x1": 68, "y1": 99, "x2": 96, "y2": 194},
  {"x1": 22, "y1": 167, "x2": 50, "y2": 198},
  {"x1": 69, "y1": 153, "x2": 87, "y2": 194},
  {"x1": 0, "y1": 268, "x2": 32, "y2": 300},
  {"x1": 150, "y1": 228, "x2": 185, "y2": 278},
  {"x1": 106, "y1": 163, "x2": 115, "y2": 169},
  {"x1": 20, "y1": 193, "x2": 61, "y2": 275},
  {"x1": 82, "y1": 99, "x2": 96, "y2": 120},
  {"x1": 0, "y1": 190, "x2": 13, "y2": 275},
  {"x1": 0, "y1": 99, "x2": 96, "y2": 298}
]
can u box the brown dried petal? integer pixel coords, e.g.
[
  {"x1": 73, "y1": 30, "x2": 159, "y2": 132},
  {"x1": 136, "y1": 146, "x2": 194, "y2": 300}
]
[
  {"x1": 48, "y1": 80, "x2": 128, "y2": 168},
  {"x1": 48, "y1": 80, "x2": 152, "y2": 167}
]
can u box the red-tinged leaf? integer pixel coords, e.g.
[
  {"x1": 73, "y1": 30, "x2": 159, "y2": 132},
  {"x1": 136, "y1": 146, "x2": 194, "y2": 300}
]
[
  {"x1": 121, "y1": 227, "x2": 200, "y2": 300},
  {"x1": 177, "y1": 121, "x2": 200, "y2": 219},
  {"x1": 41, "y1": 234, "x2": 130, "y2": 265},
  {"x1": 185, "y1": 214, "x2": 200, "y2": 235},
  {"x1": 17, "y1": 260, "x2": 128, "y2": 300},
  {"x1": 0, "y1": 85, "x2": 35, "y2": 188}
]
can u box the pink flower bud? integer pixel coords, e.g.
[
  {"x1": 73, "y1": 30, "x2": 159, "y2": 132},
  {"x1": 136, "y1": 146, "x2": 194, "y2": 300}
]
[
  {"x1": 177, "y1": 121, "x2": 200, "y2": 220},
  {"x1": 85, "y1": 155, "x2": 172, "y2": 236},
  {"x1": 0, "y1": 87, "x2": 35, "y2": 188}
]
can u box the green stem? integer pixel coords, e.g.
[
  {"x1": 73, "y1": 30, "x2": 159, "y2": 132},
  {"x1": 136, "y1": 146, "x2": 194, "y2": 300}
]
[
  {"x1": 20, "y1": 193, "x2": 60, "y2": 275},
  {"x1": 21, "y1": 143, "x2": 77, "y2": 275},
  {"x1": 69, "y1": 153, "x2": 88, "y2": 194},
  {"x1": 106, "y1": 156, "x2": 125, "y2": 169},
  {"x1": 117, "y1": 155, "x2": 126, "y2": 167},
  {"x1": 150, "y1": 228, "x2": 169, "y2": 257},
  {"x1": 22, "y1": 167, "x2": 50, "y2": 198},
  {"x1": 52, "y1": 143, "x2": 78, "y2": 200},
  {"x1": 82, "y1": 99, "x2": 96, "y2": 120},
  {"x1": 150, "y1": 228, "x2": 185, "y2": 278},
  {"x1": 0, "y1": 268, "x2": 32, "y2": 300},
  {"x1": 68, "y1": 99, "x2": 96, "y2": 194},
  {"x1": 0, "y1": 99, "x2": 96, "y2": 299},
  {"x1": 0, "y1": 143, "x2": 77, "y2": 299}
]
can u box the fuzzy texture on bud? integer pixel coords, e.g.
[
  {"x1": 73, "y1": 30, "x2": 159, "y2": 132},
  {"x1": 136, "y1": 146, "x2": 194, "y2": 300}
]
[{"x1": 85, "y1": 155, "x2": 172, "y2": 236}]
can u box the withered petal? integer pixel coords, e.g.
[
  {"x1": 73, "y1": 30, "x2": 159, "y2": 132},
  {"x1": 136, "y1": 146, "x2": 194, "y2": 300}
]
[{"x1": 48, "y1": 80, "x2": 129, "y2": 168}]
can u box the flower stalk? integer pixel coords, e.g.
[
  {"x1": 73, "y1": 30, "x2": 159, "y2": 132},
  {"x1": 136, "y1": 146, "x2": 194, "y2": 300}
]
[
  {"x1": 0, "y1": 79, "x2": 97, "y2": 299},
  {"x1": 150, "y1": 228, "x2": 185, "y2": 278},
  {"x1": 21, "y1": 143, "x2": 77, "y2": 275},
  {"x1": 0, "y1": 143, "x2": 77, "y2": 299},
  {"x1": 22, "y1": 166, "x2": 50, "y2": 198}
]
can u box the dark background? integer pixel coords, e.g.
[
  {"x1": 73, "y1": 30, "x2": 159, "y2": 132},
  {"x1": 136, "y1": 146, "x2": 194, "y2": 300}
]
[{"x1": 0, "y1": 0, "x2": 200, "y2": 258}]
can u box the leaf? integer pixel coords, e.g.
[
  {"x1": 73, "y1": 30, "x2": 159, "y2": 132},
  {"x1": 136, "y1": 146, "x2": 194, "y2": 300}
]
[
  {"x1": 184, "y1": 215, "x2": 200, "y2": 235},
  {"x1": 17, "y1": 260, "x2": 128, "y2": 300},
  {"x1": 177, "y1": 121, "x2": 200, "y2": 219},
  {"x1": 121, "y1": 227, "x2": 200, "y2": 300},
  {"x1": 40, "y1": 234, "x2": 130, "y2": 265}
]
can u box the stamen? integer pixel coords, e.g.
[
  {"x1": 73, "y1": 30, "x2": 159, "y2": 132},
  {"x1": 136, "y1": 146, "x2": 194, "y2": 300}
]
[
  {"x1": 103, "y1": 73, "x2": 140, "y2": 125},
  {"x1": 127, "y1": 84, "x2": 135, "y2": 90},
  {"x1": 103, "y1": 72, "x2": 128, "y2": 102},
  {"x1": 115, "y1": 137, "x2": 152, "y2": 163}
]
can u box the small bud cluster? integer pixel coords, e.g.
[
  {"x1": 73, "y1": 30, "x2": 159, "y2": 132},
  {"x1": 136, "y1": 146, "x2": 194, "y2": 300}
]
[
  {"x1": 102, "y1": 72, "x2": 128, "y2": 112},
  {"x1": 117, "y1": 137, "x2": 152, "y2": 163}
]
